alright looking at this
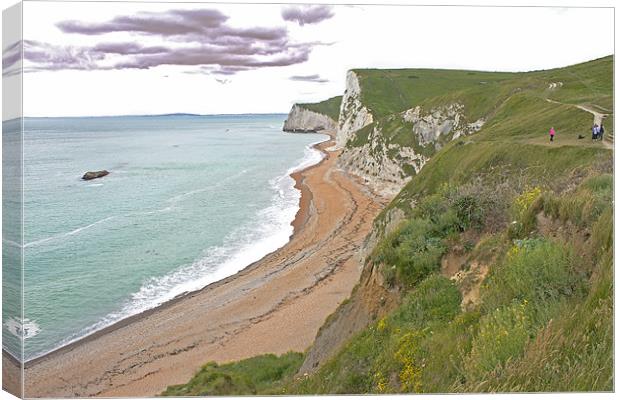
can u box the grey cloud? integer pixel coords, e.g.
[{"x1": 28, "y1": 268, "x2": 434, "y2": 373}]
[
  {"x1": 281, "y1": 5, "x2": 334, "y2": 26},
  {"x1": 24, "y1": 8, "x2": 326, "y2": 75},
  {"x1": 109, "y1": 41, "x2": 312, "y2": 70},
  {"x1": 22, "y1": 39, "x2": 313, "y2": 73},
  {"x1": 92, "y1": 42, "x2": 169, "y2": 55},
  {"x1": 57, "y1": 9, "x2": 228, "y2": 36},
  {"x1": 23, "y1": 40, "x2": 106, "y2": 72},
  {"x1": 212, "y1": 66, "x2": 253, "y2": 75},
  {"x1": 289, "y1": 74, "x2": 328, "y2": 83}
]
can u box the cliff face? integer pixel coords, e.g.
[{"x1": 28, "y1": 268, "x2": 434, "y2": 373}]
[
  {"x1": 338, "y1": 102, "x2": 484, "y2": 198},
  {"x1": 339, "y1": 130, "x2": 427, "y2": 197},
  {"x1": 283, "y1": 104, "x2": 338, "y2": 133},
  {"x1": 334, "y1": 71, "x2": 374, "y2": 148},
  {"x1": 403, "y1": 104, "x2": 485, "y2": 145}
]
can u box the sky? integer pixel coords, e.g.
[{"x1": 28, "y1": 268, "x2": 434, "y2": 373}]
[{"x1": 2, "y1": 1, "x2": 615, "y2": 117}]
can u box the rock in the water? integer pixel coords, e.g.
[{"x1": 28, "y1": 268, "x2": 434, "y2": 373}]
[{"x1": 82, "y1": 170, "x2": 109, "y2": 180}]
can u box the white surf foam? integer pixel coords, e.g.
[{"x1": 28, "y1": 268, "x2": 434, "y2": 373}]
[
  {"x1": 24, "y1": 216, "x2": 117, "y2": 248},
  {"x1": 165, "y1": 168, "x2": 251, "y2": 206}
]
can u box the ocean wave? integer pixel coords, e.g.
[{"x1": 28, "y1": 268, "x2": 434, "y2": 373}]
[
  {"x1": 287, "y1": 135, "x2": 328, "y2": 174},
  {"x1": 27, "y1": 136, "x2": 328, "y2": 361},
  {"x1": 24, "y1": 216, "x2": 117, "y2": 248},
  {"x1": 165, "y1": 168, "x2": 251, "y2": 206}
]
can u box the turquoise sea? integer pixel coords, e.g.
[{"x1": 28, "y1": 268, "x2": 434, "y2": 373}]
[{"x1": 2, "y1": 115, "x2": 326, "y2": 361}]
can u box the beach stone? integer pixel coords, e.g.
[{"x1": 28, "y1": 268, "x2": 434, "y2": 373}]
[{"x1": 82, "y1": 170, "x2": 109, "y2": 180}]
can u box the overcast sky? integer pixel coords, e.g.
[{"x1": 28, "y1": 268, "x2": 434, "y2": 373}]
[{"x1": 3, "y1": 1, "x2": 615, "y2": 117}]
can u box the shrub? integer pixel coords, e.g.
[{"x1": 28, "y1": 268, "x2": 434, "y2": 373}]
[
  {"x1": 513, "y1": 187, "x2": 542, "y2": 216},
  {"x1": 462, "y1": 251, "x2": 613, "y2": 392},
  {"x1": 581, "y1": 173, "x2": 612, "y2": 193},
  {"x1": 465, "y1": 300, "x2": 532, "y2": 381},
  {"x1": 416, "y1": 187, "x2": 487, "y2": 233},
  {"x1": 393, "y1": 274, "x2": 462, "y2": 328},
  {"x1": 481, "y1": 239, "x2": 582, "y2": 314},
  {"x1": 508, "y1": 187, "x2": 542, "y2": 239},
  {"x1": 395, "y1": 331, "x2": 425, "y2": 392},
  {"x1": 453, "y1": 194, "x2": 485, "y2": 231},
  {"x1": 415, "y1": 191, "x2": 451, "y2": 221},
  {"x1": 415, "y1": 310, "x2": 481, "y2": 392},
  {"x1": 374, "y1": 218, "x2": 445, "y2": 288},
  {"x1": 540, "y1": 175, "x2": 612, "y2": 229},
  {"x1": 431, "y1": 208, "x2": 462, "y2": 236},
  {"x1": 370, "y1": 276, "x2": 462, "y2": 393}
]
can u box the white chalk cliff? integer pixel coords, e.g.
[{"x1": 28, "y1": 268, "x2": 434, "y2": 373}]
[
  {"x1": 334, "y1": 71, "x2": 374, "y2": 148},
  {"x1": 338, "y1": 103, "x2": 484, "y2": 198},
  {"x1": 283, "y1": 105, "x2": 337, "y2": 133}
]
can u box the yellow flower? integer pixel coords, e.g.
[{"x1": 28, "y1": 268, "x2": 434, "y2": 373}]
[{"x1": 377, "y1": 318, "x2": 388, "y2": 332}]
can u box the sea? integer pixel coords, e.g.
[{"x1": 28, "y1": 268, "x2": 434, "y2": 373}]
[{"x1": 2, "y1": 114, "x2": 327, "y2": 361}]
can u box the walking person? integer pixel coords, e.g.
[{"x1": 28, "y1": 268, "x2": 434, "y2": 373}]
[
  {"x1": 599, "y1": 123, "x2": 605, "y2": 141},
  {"x1": 549, "y1": 126, "x2": 555, "y2": 142},
  {"x1": 592, "y1": 124, "x2": 599, "y2": 140}
]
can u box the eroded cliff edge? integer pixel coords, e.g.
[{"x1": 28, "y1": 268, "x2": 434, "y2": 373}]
[{"x1": 283, "y1": 96, "x2": 342, "y2": 133}]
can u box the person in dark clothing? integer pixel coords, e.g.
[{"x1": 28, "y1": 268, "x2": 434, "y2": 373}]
[
  {"x1": 599, "y1": 124, "x2": 605, "y2": 141},
  {"x1": 592, "y1": 124, "x2": 599, "y2": 140}
]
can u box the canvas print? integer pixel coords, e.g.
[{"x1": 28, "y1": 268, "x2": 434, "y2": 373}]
[{"x1": 1, "y1": 1, "x2": 614, "y2": 398}]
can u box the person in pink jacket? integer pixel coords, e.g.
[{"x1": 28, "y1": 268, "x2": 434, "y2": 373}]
[{"x1": 549, "y1": 126, "x2": 555, "y2": 142}]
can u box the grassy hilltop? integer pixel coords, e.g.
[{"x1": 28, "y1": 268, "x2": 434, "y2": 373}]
[
  {"x1": 162, "y1": 56, "x2": 613, "y2": 395},
  {"x1": 296, "y1": 95, "x2": 343, "y2": 121}
]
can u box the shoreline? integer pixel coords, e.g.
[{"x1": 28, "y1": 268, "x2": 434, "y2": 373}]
[
  {"x1": 290, "y1": 138, "x2": 329, "y2": 235},
  {"x1": 18, "y1": 133, "x2": 331, "y2": 369},
  {"x1": 19, "y1": 131, "x2": 382, "y2": 397}
]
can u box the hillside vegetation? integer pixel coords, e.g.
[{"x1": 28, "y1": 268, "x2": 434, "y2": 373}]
[
  {"x1": 353, "y1": 68, "x2": 514, "y2": 119},
  {"x1": 162, "y1": 56, "x2": 613, "y2": 395},
  {"x1": 297, "y1": 96, "x2": 343, "y2": 121}
]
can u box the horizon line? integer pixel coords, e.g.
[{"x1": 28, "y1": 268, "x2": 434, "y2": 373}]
[{"x1": 13, "y1": 112, "x2": 290, "y2": 120}]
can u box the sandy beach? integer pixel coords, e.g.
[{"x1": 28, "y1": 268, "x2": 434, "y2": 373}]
[{"x1": 17, "y1": 133, "x2": 383, "y2": 397}]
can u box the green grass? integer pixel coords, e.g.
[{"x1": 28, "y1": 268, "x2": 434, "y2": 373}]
[
  {"x1": 161, "y1": 352, "x2": 303, "y2": 396},
  {"x1": 457, "y1": 241, "x2": 613, "y2": 392},
  {"x1": 354, "y1": 68, "x2": 515, "y2": 118},
  {"x1": 354, "y1": 56, "x2": 612, "y2": 121},
  {"x1": 480, "y1": 240, "x2": 583, "y2": 315},
  {"x1": 297, "y1": 96, "x2": 342, "y2": 121},
  {"x1": 540, "y1": 55, "x2": 614, "y2": 111},
  {"x1": 390, "y1": 140, "x2": 608, "y2": 217}
]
